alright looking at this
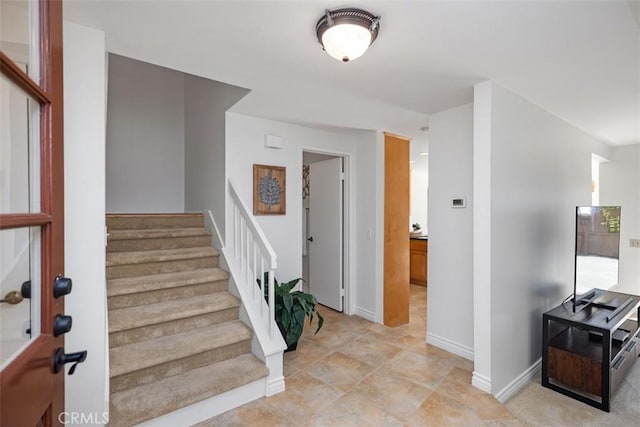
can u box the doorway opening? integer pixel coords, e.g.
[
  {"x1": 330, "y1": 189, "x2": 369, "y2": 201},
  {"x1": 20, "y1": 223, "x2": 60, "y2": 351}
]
[{"x1": 302, "y1": 150, "x2": 350, "y2": 314}]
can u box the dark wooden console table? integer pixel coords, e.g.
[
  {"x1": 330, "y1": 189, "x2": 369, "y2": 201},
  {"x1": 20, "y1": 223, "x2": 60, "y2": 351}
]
[{"x1": 542, "y1": 289, "x2": 640, "y2": 411}]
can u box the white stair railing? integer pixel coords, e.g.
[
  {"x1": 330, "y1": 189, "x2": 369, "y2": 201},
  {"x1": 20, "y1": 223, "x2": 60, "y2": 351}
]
[
  {"x1": 227, "y1": 181, "x2": 279, "y2": 341},
  {"x1": 205, "y1": 181, "x2": 286, "y2": 396}
]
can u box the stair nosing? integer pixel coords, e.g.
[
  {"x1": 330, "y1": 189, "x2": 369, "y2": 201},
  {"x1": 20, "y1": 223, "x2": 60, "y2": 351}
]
[
  {"x1": 109, "y1": 320, "x2": 252, "y2": 378},
  {"x1": 106, "y1": 213, "x2": 204, "y2": 217},
  {"x1": 106, "y1": 247, "x2": 219, "y2": 267},
  {"x1": 108, "y1": 227, "x2": 211, "y2": 241},
  {"x1": 107, "y1": 268, "x2": 229, "y2": 297},
  {"x1": 108, "y1": 292, "x2": 240, "y2": 333}
]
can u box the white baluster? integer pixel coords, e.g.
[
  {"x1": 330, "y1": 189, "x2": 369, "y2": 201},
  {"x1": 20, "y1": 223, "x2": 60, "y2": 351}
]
[{"x1": 268, "y1": 269, "x2": 275, "y2": 339}]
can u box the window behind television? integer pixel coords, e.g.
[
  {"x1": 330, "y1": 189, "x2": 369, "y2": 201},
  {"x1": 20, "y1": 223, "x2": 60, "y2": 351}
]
[{"x1": 574, "y1": 206, "x2": 621, "y2": 310}]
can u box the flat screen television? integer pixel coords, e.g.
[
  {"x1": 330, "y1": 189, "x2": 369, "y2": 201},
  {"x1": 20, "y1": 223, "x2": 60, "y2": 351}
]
[{"x1": 573, "y1": 206, "x2": 621, "y2": 312}]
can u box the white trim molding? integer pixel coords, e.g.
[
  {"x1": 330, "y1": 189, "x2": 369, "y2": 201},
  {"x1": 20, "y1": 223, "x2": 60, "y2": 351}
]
[
  {"x1": 472, "y1": 372, "x2": 492, "y2": 394},
  {"x1": 353, "y1": 306, "x2": 376, "y2": 322},
  {"x1": 426, "y1": 332, "x2": 474, "y2": 361},
  {"x1": 494, "y1": 358, "x2": 542, "y2": 403},
  {"x1": 266, "y1": 375, "x2": 285, "y2": 396}
]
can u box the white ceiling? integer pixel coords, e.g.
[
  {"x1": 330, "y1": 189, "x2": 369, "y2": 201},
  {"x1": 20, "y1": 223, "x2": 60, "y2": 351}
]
[{"x1": 65, "y1": 1, "x2": 640, "y2": 147}]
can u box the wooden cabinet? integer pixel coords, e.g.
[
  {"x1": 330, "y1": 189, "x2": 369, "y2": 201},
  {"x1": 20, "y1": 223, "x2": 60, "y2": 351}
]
[{"x1": 409, "y1": 238, "x2": 428, "y2": 286}]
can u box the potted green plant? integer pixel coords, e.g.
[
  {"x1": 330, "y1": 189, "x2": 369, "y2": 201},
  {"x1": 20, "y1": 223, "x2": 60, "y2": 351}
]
[{"x1": 258, "y1": 274, "x2": 324, "y2": 351}]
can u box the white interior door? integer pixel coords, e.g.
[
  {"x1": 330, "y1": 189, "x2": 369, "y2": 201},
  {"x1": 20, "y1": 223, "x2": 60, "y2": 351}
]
[{"x1": 308, "y1": 157, "x2": 343, "y2": 311}]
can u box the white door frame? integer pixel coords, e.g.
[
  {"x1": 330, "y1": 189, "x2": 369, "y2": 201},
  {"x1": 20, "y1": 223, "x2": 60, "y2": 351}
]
[{"x1": 300, "y1": 146, "x2": 354, "y2": 315}]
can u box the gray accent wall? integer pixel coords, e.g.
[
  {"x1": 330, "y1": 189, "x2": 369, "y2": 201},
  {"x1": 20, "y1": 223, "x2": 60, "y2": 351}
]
[
  {"x1": 106, "y1": 54, "x2": 185, "y2": 212},
  {"x1": 106, "y1": 54, "x2": 249, "y2": 220},
  {"x1": 184, "y1": 75, "x2": 249, "y2": 238}
]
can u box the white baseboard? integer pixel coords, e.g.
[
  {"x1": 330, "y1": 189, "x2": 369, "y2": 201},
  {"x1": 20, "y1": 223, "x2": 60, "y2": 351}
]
[
  {"x1": 267, "y1": 375, "x2": 285, "y2": 396},
  {"x1": 136, "y1": 378, "x2": 265, "y2": 427},
  {"x1": 426, "y1": 332, "x2": 474, "y2": 361},
  {"x1": 353, "y1": 306, "x2": 376, "y2": 322},
  {"x1": 472, "y1": 372, "x2": 492, "y2": 394},
  {"x1": 494, "y1": 358, "x2": 541, "y2": 403}
]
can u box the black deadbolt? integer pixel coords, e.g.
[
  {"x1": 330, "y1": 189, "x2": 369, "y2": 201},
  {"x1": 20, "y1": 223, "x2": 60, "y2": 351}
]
[
  {"x1": 53, "y1": 314, "x2": 73, "y2": 337},
  {"x1": 21, "y1": 280, "x2": 31, "y2": 299},
  {"x1": 53, "y1": 276, "x2": 72, "y2": 298}
]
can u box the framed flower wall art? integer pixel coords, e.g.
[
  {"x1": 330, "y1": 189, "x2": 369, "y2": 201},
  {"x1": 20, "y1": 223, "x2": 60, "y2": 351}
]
[{"x1": 253, "y1": 164, "x2": 286, "y2": 215}]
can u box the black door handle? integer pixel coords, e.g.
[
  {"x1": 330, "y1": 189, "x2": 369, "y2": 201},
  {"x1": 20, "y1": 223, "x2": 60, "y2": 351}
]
[
  {"x1": 307, "y1": 236, "x2": 314, "y2": 242},
  {"x1": 52, "y1": 348, "x2": 87, "y2": 375}
]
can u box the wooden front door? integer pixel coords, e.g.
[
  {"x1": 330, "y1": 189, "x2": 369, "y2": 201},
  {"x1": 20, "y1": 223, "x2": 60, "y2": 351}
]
[{"x1": 0, "y1": 1, "x2": 66, "y2": 425}]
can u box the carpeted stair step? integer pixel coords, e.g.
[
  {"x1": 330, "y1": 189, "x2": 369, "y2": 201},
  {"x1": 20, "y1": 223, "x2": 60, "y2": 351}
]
[
  {"x1": 106, "y1": 213, "x2": 204, "y2": 230},
  {"x1": 107, "y1": 268, "x2": 229, "y2": 310},
  {"x1": 108, "y1": 353, "x2": 268, "y2": 427},
  {"x1": 106, "y1": 247, "x2": 220, "y2": 279},
  {"x1": 107, "y1": 227, "x2": 212, "y2": 252},
  {"x1": 109, "y1": 320, "x2": 253, "y2": 393},
  {"x1": 109, "y1": 292, "x2": 241, "y2": 348}
]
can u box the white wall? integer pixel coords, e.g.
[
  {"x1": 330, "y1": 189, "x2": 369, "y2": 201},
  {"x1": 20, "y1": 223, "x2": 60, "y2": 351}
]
[
  {"x1": 410, "y1": 138, "x2": 429, "y2": 234},
  {"x1": 225, "y1": 113, "x2": 380, "y2": 318},
  {"x1": 426, "y1": 103, "x2": 474, "y2": 360},
  {"x1": 473, "y1": 81, "x2": 611, "y2": 399},
  {"x1": 354, "y1": 131, "x2": 381, "y2": 320},
  {"x1": 63, "y1": 21, "x2": 108, "y2": 423},
  {"x1": 184, "y1": 75, "x2": 249, "y2": 233},
  {"x1": 472, "y1": 82, "x2": 493, "y2": 392},
  {"x1": 106, "y1": 54, "x2": 185, "y2": 212},
  {"x1": 410, "y1": 170, "x2": 428, "y2": 234},
  {"x1": 600, "y1": 144, "x2": 640, "y2": 294}
]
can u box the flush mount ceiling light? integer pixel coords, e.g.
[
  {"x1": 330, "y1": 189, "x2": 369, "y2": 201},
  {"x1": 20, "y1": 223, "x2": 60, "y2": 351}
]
[{"x1": 316, "y1": 8, "x2": 381, "y2": 62}]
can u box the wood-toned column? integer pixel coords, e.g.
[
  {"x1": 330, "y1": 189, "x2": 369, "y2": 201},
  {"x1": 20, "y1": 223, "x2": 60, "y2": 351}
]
[{"x1": 383, "y1": 132, "x2": 410, "y2": 326}]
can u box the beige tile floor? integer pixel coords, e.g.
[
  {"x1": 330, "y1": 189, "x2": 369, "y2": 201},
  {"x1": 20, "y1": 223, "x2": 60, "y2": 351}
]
[{"x1": 200, "y1": 285, "x2": 640, "y2": 426}]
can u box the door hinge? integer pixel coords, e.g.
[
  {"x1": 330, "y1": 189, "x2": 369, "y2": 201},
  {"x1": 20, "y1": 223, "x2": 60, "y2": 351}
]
[
  {"x1": 340, "y1": 172, "x2": 345, "y2": 180},
  {"x1": 340, "y1": 288, "x2": 345, "y2": 297}
]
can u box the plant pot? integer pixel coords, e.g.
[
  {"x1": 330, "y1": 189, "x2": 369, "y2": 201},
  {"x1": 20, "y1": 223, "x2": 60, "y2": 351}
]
[
  {"x1": 285, "y1": 340, "x2": 298, "y2": 352},
  {"x1": 276, "y1": 317, "x2": 300, "y2": 352}
]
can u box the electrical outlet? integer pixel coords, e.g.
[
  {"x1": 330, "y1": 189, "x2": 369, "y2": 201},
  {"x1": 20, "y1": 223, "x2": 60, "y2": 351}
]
[{"x1": 630, "y1": 239, "x2": 640, "y2": 248}]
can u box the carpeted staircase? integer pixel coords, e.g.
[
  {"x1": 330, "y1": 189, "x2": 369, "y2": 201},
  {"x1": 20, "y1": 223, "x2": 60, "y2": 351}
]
[{"x1": 106, "y1": 213, "x2": 268, "y2": 426}]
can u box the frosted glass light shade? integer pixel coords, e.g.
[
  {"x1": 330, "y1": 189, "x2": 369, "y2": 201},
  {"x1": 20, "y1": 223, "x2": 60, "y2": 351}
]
[
  {"x1": 316, "y1": 8, "x2": 380, "y2": 63},
  {"x1": 321, "y1": 24, "x2": 372, "y2": 62}
]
